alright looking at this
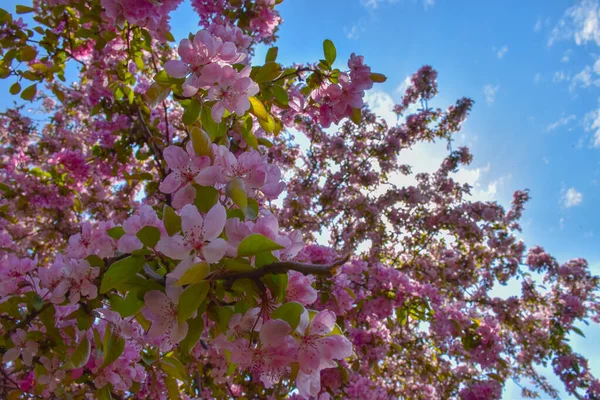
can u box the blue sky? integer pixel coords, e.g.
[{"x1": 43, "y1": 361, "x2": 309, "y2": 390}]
[{"x1": 2, "y1": 0, "x2": 599, "y2": 398}]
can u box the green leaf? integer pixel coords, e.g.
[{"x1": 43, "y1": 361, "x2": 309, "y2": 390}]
[
  {"x1": 176, "y1": 262, "x2": 209, "y2": 286},
  {"x1": 248, "y1": 96, "x2": 269, "y2": 121},
  {"x1": 109, "y1": 292, "x2": 143, "y2": 318},
  {"x1": 159, "y1": 356, "x2": 187, "y2": 381},
  {"x1": 240, "y1": 117, "x2": 258, "y2": 150},
  {"x1": 9, "y1": 82, "x2": 21, "y2": 95},
  {"x1": 107, "y1": 226, "x2": 125, "y2": 240},
  {"x1": 572, "y1": 326, "x2": 586, "y2": 338},
  {"x1": 226, "y1": 177, "x2": 247, "y2": 213},
  {"x1": 97, "y1": 386, "x2": 112, "y2": 400},
  {"x1": 101, "y1": 325, "x2": 125, "y2": 368},
  {"x1": 20, "y1": 84, "x2": 36, "y2": 101},
  {"x1": 272, "y1": 85, "x2": 289, "y2": 108},
  {"x1": 201, "y1": 105, "x2": 226, "y2": 139},
  {"x1": 262, "y1": 273, "x2": 288, "y2": 303},
  {"x1": 194, "y1": 185, "x2": 219, "y2": 213},
  {"x1": 231, "y1": 278, "x2": 260, "y2": 299},
  {"x1": 64, "y1": 335, "x2": 91, "y2": 369},
  {"x1": 177, "y1": 281, "x2": 209, "y2": 323},
  {"x1": 272, "y1": 302, "x2": 305, "y2": 330},
  {"x1": 16, "y1": 5, "x2": 35, "y2": 14},
  {"x1": 255, "y1": 251, "x2": 278, "y2": 268},
  {"x1": 183, "y1": 98, "x2": 202, "y2": 125},
  {"x1": 237, "y1": 233, "x2": 284, "y2": 257},
  {"x1": 254, "y1": 62, "x2": 282, "y2": 83},
  {"x1": 179, "y1": 312, "x2": 205, "y2": 354},
  {"x1": 350, "y1": 107, "x2": 361, "y2": 125},
  {"x1": 164, "y1": 375, "x2": 179, "y2": 400},
  {"x1": 146, "y1": 82, "x2": 171, "y2": 108},
  {"x1": 246, "y1": 198, "x2": 259, "y2": 220},
  {"x1": 136, "y1": 226, "x2": 161, "y2": 248},
  {"x1": 163, "y1": 205, "x2": 181, "y2": 236},
  {"x1": 217, "y1": 306, "x2": 234, "y2": 333},
  {"x1": 265, "y1": 47, "x2": 278, "y2": 63},
  {"x1": 370, "y1": 73, "x2": 387, "y2": 83},
  {"x1": 323, "y1": 39, "x2": 337, "y2": 66},
  {"x1": 100, "y1": 256, "x2": 146, "y2": 294},
  {"x1": 190, "y1": 126, "x2": 213, "y2": 157}
]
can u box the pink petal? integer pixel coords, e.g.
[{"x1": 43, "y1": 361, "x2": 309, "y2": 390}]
[
  {"x1": 164, "y1": 60, "x2": 190, "y2": 79},
  {"x1": 3, "y1": 348, "x2": 19, "y2": 363},
  {"x1": 310, "y1": 310, "x2": 336, "y2": 336},
  {"x1": 144, "y1": 290, "x2": 170, "y2": 316},
  {"x1": 172, "y1": 184, "x2": 196, "y2": 209},
  {"x1": 194, "y1": 165, "x2": 221, "y2": 186},
  {"x1": 118, "y1": 234, "x2": 143, "y2": 253},
  {"x1": 296, "y1": 370, "x2": 321, "y2": 399},
  {"x1": 202, "y1": 203, "x2": 226, "y2": 241},
  {"x1": 198, "y1": 63, "x2": 222, "y2": 86},
  {"x1": 201, "y1": 238, "x2": 227, "y2": 263},
  {"x1": 317, "y1": 335, "x2": 353, "y2": 362},
  {"x1": 178, "y1": 39, "x2": 196, "y2": 64},
  {"x1": 159, "y1": 173, "x2": 181, "y2": 194},
  {"x1": 163, "y1": 146, "x2": 189, "y2": 170},
  {"x1": 147, "y1": 318, "x2": 170, "y2": 339},
  {"x1": 180, "y1": 204, "x2": 204, "y2": 238},
  {"x1": 169, "y1": 321, "x2": 188, "y2": 344},
  {"x1": 259, "y1": 319, "x2": 291, "y2": 347},
  {"x1": 211, "y1": 102, "x2": 225, "y2": 123},
  {"x1": 156, "y1": 235, "x2": 190, "y2": 260},
  {"x1": 299, "y1": 345, "x2": 321, "y2": 374}
]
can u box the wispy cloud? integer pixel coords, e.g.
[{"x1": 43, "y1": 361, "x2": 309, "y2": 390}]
[
  {"x1": 553, "y1": 70, "x2": 570, "y2": 83},
  {"x1": 546, "y1": 114, "x2": 576, "y2": 131},
  {"x1": 534, "y1": 17, "x2": 543, "y2": 32},
  {"x1": 584, "y1": 105, "x2": 600, "y2": 147},
  {"x1": 533, "y1": 73, "x2": 542, "y2": 84},
  {"x1": 548, "y1": 0, "x2": 600, "y2": 47},
  {"x1": 561, "y1": 49, "x2": 572, "y2": 62},
  {"x1": 483, "y1": 84, "x2": 500, "y2": 105},
  {"x1": 562, "y1": 187, "x2": 584, "y2": 208},
  {"x1": 345, "y1": 24, "x2": 364, "y2": 40},
  {"x1": 495, "y1": 45, "x2": 509, "y2": 59},
  {"x1": 361, "y1": 0, "x2": 434, "y2": 9}
]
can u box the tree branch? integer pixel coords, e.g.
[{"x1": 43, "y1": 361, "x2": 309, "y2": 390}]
[{"x1": 208, "y1": 255, "x2": 350, "y2": 282}]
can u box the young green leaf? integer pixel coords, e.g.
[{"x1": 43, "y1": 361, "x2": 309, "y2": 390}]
[
  {"x1": 272, "y1": 302, "x2": 305, "y2": 330},
  {"x1": 177, "y1": 281, "x2": 209, "y2": 323},
  {"x1": 100, "y1": 256, "x2": 146, "y2": 294},
  {"x1": 323, "y1": 39, "x2": 336, "y2": 66},
  {"x1": 237, "y1": 233, "x2": 285, "y2": 257}
]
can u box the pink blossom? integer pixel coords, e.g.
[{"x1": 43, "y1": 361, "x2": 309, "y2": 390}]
[
  {"x1": 3, "y1": 329, "x2": 38, "y2": 366},
  {"x1": 207, "y1": 66, "x2": 259, "y2": 122},
  {"x1": 143, "y1": 285, "x2": 189, "y2": 343},
  {"x1": 156, "y1": 203, "x2": 227, "y2": 262},
  {"x1": 118, "y1": 205, "x2": 167, "y2": 253},
  {"x1": 159, "y1": 142, "x2": 220, "y2": 209}
]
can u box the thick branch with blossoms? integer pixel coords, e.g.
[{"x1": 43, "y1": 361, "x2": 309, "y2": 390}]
[{"x1": 0, "y1": 1, "x2": 599, "y2": 400}]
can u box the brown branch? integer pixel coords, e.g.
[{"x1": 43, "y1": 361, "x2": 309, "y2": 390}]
[
  {"x1": 4, "y1": 302, "x2": 51, "y2": 339},
  {"x1": 208, "y1": 255, "x2": 350, "y2": 282}
]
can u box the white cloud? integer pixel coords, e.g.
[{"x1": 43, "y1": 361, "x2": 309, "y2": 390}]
[
  {"x1": 396, "y1": 76, "x2": 412, "y2": 94},
  {"x1": 423, "y1": 0, "x2": 435, "y2": 9},
  {"x1": 546, "y1": 114, "x2": 576, "y2": 131},
  {"x1": 361, "y1": 0, "x2": 434, "y2": 9},
  {"x1": 548, "y1": 0, "x2": 600, "y2": 47},
  {"x1": 533, "y1": 73, "x2": 542, "y2": 84},
  {"x1": 560, "y1": 217, "x2": 565, "y2": 229},
  {"x1": 543, "y1": 156, "x2": 550, "y2": 164},
  {"x1": 495, "y1": 45, "x2": 509, "y2": 59},
  {"x1": 570, "y1": 65, "x2": 600, "y2": 90},
  {"x1": 584, "y1": 105, "x2": 600, "y2": 147},
  {"x1": 561, "y1": 49, "x2": 572, "y2": 62},
  {"x1": 483, "y1": 84, "x2": 500, "y2": 105},
  {"x1": 553, "y1": 70, "x2": 570, "y2": 83},
  {"x1": 562, "y1": 187, "x2": 584, "y2": 208},
  {"x1": 346, "y1": 24, "x2": 363, "y2": 40},
  {"x1": 534, "y1": 17, "x2": 543, "y2": 32},
  {"x1": 364, "y1": 90, "x2": 510, "y2": 204}
]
